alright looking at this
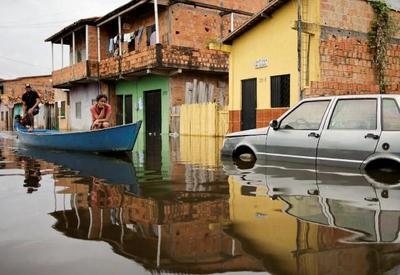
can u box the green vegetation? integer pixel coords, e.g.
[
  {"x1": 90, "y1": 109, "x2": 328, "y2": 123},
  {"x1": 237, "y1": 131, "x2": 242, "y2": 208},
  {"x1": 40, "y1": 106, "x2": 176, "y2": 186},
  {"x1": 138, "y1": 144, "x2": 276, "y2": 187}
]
[{"x1": 367, "y1": 0, "x2": 396, "y2": 93}]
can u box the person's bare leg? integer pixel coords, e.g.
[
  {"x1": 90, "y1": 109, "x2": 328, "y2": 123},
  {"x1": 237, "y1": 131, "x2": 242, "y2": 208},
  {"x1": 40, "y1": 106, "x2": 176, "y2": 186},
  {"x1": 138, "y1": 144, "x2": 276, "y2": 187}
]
[{"x1": 102, "y1": 122, "x2": 110, "y2": 128}]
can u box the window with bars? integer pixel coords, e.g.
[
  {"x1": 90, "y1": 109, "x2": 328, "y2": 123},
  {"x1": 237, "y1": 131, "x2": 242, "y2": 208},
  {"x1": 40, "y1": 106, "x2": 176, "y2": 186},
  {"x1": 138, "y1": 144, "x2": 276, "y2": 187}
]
[{"x1": 271, "y1": 74, "x2": 290, "y2": 108}]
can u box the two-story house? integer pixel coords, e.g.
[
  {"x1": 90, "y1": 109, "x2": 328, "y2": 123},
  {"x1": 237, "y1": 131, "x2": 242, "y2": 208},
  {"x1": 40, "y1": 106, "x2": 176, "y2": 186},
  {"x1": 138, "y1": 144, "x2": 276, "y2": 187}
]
[
  {"x1": 45, "y1": 0, "x2": 269, "y2": 136},
  {"x1": 223, "y1": 0, "x2": 400, "y2": 132}
]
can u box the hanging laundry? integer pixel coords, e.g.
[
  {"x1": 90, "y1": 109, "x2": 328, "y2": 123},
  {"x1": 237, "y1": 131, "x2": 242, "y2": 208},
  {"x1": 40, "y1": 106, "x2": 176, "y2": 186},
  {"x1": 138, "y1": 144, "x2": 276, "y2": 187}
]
[
  {"x1": 113, "y1": 35, "x2": 118, "y2": 44},
  {"x1": 136, "y1": 27, "x2": 144, "y2": 46},
  {"x1": 123, "y1": 33, "x2": 131, "y2": 43},
  {"x1": 108, "y1": 38, "x2": 114, "y2": 53}
]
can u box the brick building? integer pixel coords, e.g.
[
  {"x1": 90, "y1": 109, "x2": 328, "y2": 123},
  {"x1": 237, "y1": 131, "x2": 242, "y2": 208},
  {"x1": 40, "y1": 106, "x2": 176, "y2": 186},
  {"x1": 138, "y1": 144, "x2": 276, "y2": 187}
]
[
  {"x1": 223, "y1": 0, "x2": 400, "y2": 132},
  {"x1": 45, "y1": 0, "x2": 269, "y2": 136},
  {"x1": 0, "y1": 75, "x2": 68, "y2": 130}
]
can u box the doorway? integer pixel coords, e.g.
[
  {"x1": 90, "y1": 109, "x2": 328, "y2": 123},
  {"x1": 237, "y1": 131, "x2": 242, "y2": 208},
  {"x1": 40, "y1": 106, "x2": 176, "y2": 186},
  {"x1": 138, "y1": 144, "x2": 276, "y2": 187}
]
[
  {"x1": 145, "y1": 89, "x2": 161, "y2": 136},
  {"x1": 241, "y1": 78, "x2": 257, "y2": 130}
]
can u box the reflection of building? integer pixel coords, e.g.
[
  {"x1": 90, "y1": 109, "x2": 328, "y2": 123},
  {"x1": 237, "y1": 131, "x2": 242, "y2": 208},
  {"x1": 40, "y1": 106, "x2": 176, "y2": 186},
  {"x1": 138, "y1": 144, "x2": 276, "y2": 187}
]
[
  {"x1": 228, "y1": 176, "x2": 400, "y2": 275},
  {"x1": 50, "y1": 179, "x2": 265, "y2": 273}
]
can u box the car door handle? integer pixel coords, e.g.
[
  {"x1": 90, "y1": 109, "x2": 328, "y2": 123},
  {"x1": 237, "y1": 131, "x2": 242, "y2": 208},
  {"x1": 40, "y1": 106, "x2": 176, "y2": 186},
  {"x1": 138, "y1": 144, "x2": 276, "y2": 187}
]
[
  {"x1": 364, "y1": 133, "x2": 380, "y2": 140},
  {"x1": 308, "y1": 132, "x2": 320, "y2": 138}
]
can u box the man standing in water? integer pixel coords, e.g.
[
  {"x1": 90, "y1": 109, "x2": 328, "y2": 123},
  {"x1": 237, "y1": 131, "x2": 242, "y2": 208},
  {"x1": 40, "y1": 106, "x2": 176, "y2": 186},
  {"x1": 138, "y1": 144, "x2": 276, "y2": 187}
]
[
  {"x1": 21, "y1": 84, "x2": 41, "y2": 131},
  {"x1": 90, "y1": 94, "x2": 112, "y2": 130}
]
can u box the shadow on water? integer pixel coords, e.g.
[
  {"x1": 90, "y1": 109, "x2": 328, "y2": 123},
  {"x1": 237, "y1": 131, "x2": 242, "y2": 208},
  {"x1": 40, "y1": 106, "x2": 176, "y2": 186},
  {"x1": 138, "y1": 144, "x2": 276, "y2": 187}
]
[{"x1": 1, "y1": 135, "x2": 400, "y2": 274}]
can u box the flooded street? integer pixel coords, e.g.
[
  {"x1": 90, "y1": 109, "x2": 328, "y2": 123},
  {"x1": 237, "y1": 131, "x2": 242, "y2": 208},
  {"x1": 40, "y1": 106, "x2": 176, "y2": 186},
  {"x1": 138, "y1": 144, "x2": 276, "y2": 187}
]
[{"x1": 0, "y1": 133, "x2": 400, "y2": 275}]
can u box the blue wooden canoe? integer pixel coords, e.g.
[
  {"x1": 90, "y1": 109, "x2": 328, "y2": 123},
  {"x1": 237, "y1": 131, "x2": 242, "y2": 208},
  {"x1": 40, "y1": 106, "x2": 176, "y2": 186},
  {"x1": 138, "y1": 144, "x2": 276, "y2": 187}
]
[{"x1": 15, "y1": 120, "x2": 142, "y2": 153}]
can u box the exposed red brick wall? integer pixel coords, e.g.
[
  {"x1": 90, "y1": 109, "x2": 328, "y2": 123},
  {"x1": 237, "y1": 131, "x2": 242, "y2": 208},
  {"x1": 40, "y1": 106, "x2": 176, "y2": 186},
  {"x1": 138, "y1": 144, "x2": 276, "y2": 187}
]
[
  {"x1": 186, "y1": 0, "x2": 269, "y2": 13},
  {"x1": 99, "y1": 45, "x2": 228, "y2": 79},
  {"x1": 320, "y1": 0, "x2": 374, "y2": 33},
  {"x1": 1, "y1": 75, "x2": 55, "y2": 104},
  {"x1": 162, "y1": 45, "x2": 229, "y2": 72},
  {"x1": 87, "y1": 25, "x2": 98, "y2": 60},
  {"x1": 52, "y1": 60, "x2": 99, "y2": 87},
  {"x1": 307, "y1": 0, "x2": 400, "y2": 97}
]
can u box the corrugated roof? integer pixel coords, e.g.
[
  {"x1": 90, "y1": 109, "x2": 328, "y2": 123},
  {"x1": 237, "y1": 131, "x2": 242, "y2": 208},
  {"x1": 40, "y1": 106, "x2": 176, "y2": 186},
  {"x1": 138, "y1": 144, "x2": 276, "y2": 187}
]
[
  {"x1": 223, "y1": 0, "x2": 289, "y2": 45},
  {"x1": 45, "y1": 17, "x2": 99, "y2": 42}
]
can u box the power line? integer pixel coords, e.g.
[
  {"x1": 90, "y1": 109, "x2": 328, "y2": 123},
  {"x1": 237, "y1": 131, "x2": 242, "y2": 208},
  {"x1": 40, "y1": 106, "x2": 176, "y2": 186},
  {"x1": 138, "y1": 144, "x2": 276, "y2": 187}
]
[
  {"x1": 0, "y1": 55, "x2": 50, "y2": 70},
  {"x1": 0, "y1": 19, "x2": 80, "y2": 28}
]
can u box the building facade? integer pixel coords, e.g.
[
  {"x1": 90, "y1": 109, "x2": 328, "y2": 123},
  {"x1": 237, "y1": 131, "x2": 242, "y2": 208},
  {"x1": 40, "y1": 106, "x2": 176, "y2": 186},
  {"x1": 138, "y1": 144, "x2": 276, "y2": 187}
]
[
  {"x1": 0, "y1": 75, "x2": 68, "y2": 130},
  {"x1": 46, "y1": 0, "x2": 270, "y2": 136},
  {"x1": 224, "y1": 0, "x2": 400, "y2": 132}
]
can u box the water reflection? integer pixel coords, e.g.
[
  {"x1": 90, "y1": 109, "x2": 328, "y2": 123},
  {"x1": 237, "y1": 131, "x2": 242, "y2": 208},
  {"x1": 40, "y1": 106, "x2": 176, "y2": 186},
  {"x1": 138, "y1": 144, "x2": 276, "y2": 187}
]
[
  {"x1": 0, "y1": 135, "x2": 400, "y2": 274},
  {"x1": 224, "y1": 159, "x2": 400, "y2": 274}
]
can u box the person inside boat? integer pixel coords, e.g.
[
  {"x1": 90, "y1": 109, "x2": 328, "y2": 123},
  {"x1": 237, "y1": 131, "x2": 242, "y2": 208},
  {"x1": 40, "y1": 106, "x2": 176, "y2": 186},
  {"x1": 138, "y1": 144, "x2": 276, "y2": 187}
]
[
  {"x1": 90, "y1": 94, "x2": 112, "y2": 130},
  {"x1": 21, "y1": 84, "x2": 41, "y2": 132}
]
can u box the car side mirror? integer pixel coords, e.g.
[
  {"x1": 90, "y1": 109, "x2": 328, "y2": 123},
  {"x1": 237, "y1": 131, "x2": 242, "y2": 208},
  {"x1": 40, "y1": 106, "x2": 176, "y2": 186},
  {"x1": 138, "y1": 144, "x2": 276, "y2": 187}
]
[{"x1": 270, "y1": 120, "x2": 279, "y2": 130}]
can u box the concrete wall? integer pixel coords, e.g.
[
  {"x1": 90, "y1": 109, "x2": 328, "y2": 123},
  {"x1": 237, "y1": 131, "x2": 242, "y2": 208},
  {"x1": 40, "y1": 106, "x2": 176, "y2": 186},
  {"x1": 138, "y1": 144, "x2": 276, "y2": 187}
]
[{"x1": 69, "y1": 83, "x2": 99, "y2": 130}]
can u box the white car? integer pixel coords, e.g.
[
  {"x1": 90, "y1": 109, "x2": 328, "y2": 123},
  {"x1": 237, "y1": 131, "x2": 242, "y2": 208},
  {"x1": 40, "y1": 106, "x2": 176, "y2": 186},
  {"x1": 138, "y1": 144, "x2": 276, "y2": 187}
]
[{"x1": 222, "y1": 95, "x2": 400, "y2": 171}]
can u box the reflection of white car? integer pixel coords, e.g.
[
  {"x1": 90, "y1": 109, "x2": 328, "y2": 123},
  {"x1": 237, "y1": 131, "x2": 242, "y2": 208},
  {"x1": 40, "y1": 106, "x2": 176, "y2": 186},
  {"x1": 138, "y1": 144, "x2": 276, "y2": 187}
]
[
  {"x1": 222, "y1": 95, "x2": 400, "y2": 170},
  {"x1": 223, "y1": 159, "x2": 400, "y2": 243}
]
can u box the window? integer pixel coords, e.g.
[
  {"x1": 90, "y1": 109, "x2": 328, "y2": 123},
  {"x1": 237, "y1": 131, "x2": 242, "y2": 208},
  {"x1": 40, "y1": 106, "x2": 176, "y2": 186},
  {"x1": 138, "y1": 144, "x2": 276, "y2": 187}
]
[
  {"x1": 1, "y1": 112, "x2": 3, "y2": 121},
  {"x1": 60, "y1": 101, "x2": 66, "y2": 118},
  {"x1": 75, "y1": 102, "x2": 82, "y2": 119},
  {"x1": 280, "y1": 100, "x2": 330, "y2": 130},
  {"x1": 271, "y1": 74, "x2": 290, "y2": 108},
  {"x1": 329, "y1": 99, "x2": 377, "y2": 130},
  {"x1": 382, "y1": 98, "x2": 400, "y2": 131}
]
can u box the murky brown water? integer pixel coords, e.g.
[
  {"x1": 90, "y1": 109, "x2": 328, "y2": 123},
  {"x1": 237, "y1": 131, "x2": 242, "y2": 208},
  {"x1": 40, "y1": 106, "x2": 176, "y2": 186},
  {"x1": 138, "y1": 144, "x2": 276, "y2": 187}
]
[{"x1": 0, "y1": 133, "x2": 400, "y2": 275}]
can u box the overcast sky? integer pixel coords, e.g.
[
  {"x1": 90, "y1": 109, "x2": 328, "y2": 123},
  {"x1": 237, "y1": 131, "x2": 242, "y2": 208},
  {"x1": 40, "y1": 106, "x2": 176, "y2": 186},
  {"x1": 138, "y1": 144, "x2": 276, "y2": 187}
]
[
  {"x1": 0, "y1": 0, "x2": 129, "y2": 79},
  {"x1": 1, "y1": 0, "x2": 399, "y2": 80}
]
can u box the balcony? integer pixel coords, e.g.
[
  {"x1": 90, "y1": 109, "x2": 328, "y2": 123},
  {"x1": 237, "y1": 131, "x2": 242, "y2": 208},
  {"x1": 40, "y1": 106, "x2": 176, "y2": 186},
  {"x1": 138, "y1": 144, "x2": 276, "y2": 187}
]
[
  {"x1": 52, "y1": 60, "x2": 99, "y2": 88},
  {"x1": 99, "y1": 44, "x2": 229, "y2": 79}
]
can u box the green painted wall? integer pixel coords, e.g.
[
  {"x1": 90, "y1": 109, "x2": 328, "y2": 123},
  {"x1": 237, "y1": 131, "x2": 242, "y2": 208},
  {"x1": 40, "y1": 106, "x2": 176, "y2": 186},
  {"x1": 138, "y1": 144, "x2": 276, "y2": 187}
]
[
  {"x1": 116, "y1": 75, "x2": 170, "y2": 169},
  {"x1": 116, "y1": 75, "x2": 169, "y2": 134}
]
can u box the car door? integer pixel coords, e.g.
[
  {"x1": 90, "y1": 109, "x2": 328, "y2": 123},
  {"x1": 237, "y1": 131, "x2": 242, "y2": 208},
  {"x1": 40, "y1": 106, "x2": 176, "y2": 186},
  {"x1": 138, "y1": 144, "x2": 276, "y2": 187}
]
[
  {"x1": 265, "y1": 99, "x2": 332, "y2": 167},
  {"x1": 317, "y1": 97, "x2": 381, "y2": 169}
]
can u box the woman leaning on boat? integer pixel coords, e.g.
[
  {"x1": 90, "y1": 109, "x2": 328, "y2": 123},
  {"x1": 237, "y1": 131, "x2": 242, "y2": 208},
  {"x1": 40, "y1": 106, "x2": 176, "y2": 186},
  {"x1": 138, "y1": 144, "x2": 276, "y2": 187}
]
[{"x1": 90, "y1": 94, "x2": 112, "y2": 130}]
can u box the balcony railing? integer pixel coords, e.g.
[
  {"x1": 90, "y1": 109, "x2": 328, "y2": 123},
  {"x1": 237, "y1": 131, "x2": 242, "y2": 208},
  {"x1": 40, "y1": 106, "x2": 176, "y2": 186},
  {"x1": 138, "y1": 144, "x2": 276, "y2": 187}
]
[
  {"x1": 99, "y1": 45, "x2": 229, "y2": 79},
  {"x1": 52, "y1": 60, "x2": 99, "y2": 88}
]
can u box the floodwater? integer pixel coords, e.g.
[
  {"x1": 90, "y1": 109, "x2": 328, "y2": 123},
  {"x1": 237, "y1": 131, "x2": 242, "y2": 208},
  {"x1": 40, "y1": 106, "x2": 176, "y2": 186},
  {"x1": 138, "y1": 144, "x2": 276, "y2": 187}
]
[{"x1": 0, "y1": 133, "x2": 400, "y2": 275}]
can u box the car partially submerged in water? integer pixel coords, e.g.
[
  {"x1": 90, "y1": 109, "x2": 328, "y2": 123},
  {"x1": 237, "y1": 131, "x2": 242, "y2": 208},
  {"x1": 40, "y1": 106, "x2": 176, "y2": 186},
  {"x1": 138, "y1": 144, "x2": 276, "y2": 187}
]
[{"x1": 221, "y1": 95, "x2": 400, "y2": 171}]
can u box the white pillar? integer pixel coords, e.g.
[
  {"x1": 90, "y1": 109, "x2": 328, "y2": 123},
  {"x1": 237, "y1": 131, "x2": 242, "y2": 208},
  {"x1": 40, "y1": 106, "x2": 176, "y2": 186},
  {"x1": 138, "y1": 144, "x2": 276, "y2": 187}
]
[
  {"x1": 97, "y1": 27, "x2": 101, "y2": 62},
  {"x1": 230, "y1": 13, "x2": 234, "y2": 32},
  {"x1": 72, "y1": 32, "x2": 76, "y2": 64},
  {"x1": 118, "y1": 16, "x2": 122, "y2": 56},
  {"x1": 61, "y1": 38, "x2": 64, "y2": 68},
  {"x1": 85, "y1": 25, "x2": 89, "y2": 61},
  {"x1": 154, "y1": 0, "x2": 160, "y2": 44},
  {"x1": 51, "y1": 43, "x2": 54, "y2": 71}
]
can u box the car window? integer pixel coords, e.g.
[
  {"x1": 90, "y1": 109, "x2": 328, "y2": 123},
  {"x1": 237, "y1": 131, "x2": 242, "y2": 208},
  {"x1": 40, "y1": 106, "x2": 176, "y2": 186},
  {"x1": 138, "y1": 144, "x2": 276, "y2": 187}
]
[
  {"x1": 383, "y1": 98, "x2": 400, "y2": 131},
  {"x1": 329, "y1": 99, "x2": 377, "y2": 130},
  {"x1": 280, "y1": 100, "x2": 330, "y2": 130}
]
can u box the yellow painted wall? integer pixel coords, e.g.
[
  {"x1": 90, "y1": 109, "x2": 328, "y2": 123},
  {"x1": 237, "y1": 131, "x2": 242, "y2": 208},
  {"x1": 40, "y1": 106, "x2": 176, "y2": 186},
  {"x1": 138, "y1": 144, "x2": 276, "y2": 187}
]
[
  {"x1": 228, "y1": 0, "x2": 321, "y2": 111},
  {"x1": 229, "y1": 1, "x2": 299, "y2": 111},
  {"x1": 228, "y1": 177, "x2": 298, "y2": 274}
]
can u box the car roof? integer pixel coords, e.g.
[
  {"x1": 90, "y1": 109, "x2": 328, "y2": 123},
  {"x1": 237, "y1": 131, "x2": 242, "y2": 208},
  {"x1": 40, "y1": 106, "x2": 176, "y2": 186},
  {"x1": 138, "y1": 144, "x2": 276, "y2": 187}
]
[{"x1": 302, "y1": 94, "x2": 400, "y2": 102}]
